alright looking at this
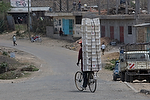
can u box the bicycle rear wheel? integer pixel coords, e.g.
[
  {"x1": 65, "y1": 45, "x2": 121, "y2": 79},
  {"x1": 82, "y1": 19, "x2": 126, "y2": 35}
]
[
  {"x1": 88, "y1": 72, "x2": 97, "y2": 93},
  {"x1": 75, "y1": 71, "x2": 83, "y2": 91}
]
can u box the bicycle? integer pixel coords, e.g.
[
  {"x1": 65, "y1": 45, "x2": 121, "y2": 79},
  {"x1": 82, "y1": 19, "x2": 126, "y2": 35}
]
[{"x1": 74, "y1": 69, "x2": 97, "y2": 93}]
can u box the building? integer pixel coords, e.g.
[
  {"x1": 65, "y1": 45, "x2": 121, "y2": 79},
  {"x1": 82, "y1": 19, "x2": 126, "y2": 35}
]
[
  {"x1": 99, "y1": 14, "x2": 150, "y2": 44},
  {"x1": 134, "y1": 23, "x2": 150, "y2": 43},
  {"x1": 3, "y1": 0, "x2": 150, "y2": 44},
  {"x1": 45, "y1": 0, "x2": 150, "y2": 44}
]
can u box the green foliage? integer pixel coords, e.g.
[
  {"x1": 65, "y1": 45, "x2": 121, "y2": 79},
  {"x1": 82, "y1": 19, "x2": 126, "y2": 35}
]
[
  {"x1": 21, "y1": 65, "x2": 39, "y2": 72},
  {"x1": 32, "y1": 17, "x2": 53, "y2": 35},
  {"x1": 2, "y1": 51, "x2": 8, "y2": 56},
  {"x1": 0, "y1": 1, "x2": 11, "y2": 33},
  {"x1": 15, "y1": 24, "x2": 28, "y2": 37},
  {"x1": 105, "y1": 59, "x2": 118, "y2": 70},
  {"x1": 0, "y1": 71, "x2": 23, "y2": 79},
  {"x1": 110, "y1": 59, "x2": 117, "y2": 65},
  {"x1": 105, "y1": 63, "x2": 115, "y2": 70},
  {"x1": 15, "y1": 24, "x2": 27, "y2": 31},
  {"x1": 0, "y1": 1, "x2": 11, "y2": 13},
  {"x1": 130, "y1": 0, "x2": 135, "y2": 8},
  {"x1": 0, "y1": 62, "x2": 8, "y2": 68}
]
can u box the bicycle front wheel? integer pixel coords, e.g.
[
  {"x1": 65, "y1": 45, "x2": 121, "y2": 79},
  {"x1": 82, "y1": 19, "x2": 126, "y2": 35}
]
[
  {"x1": 88, "y1": 73, "x2": 97, "y2": 93},
  {"x1": 75, "y1": 71, "x2": 83, "y2": 91}
]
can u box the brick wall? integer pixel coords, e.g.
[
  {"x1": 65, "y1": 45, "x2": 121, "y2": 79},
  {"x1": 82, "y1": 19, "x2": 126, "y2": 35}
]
[
  {"x1": 137, "y1": 27, "x2": 146, "y2": 43},
  {"x1": 136, "y1": 16, "x2": 150, "y2": 43}
]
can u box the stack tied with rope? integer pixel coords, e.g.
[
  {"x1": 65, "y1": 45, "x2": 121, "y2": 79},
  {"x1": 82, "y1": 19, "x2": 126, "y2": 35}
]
[{"x1": 81, "y1": 13, "x2": 101, "y2": 72}]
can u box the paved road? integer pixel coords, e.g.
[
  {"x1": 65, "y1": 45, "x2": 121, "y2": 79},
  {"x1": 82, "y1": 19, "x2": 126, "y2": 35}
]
[{"x1": 0, "y1": 39, "x2": 150, "y2": 100}]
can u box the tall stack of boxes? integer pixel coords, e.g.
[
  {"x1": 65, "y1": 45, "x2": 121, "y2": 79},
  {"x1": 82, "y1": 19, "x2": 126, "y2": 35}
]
[{"x1": 81, "y1": 18, "x2": 101, "y2": 72}]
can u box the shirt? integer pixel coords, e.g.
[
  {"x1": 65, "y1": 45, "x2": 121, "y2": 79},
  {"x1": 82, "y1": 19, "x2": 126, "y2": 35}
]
[
  {"x1": 13, "y1": 36, "x2": 16, "y2": 42},
  {"x1": 101, "y1": 44, "x2": 105, "y2": 49},
  {"x1": 78, "y1": 48, "x2": 83, "y2": 71}
]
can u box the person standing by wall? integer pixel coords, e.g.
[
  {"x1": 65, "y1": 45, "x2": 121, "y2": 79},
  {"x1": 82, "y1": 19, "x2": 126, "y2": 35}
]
[
  {"x1": 78, "y1": 1, "x2": 81, "y2": 11},
  {"x1": 59, "y1": 28, "x2": 63, "y2": 36},
  {"x1": 73, "y1": 1, "x2": 76, "y2": 11}
]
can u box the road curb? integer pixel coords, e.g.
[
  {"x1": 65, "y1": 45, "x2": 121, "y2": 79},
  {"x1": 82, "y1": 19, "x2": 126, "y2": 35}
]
[
  {"x1": 140, "y1": 89, "x2": 150, "y2": 95},
  {"x1": 124, "y1": 82, "x2": 139, "y2": 93}
]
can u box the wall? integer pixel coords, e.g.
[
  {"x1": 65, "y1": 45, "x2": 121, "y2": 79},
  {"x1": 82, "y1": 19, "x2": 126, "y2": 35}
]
[
  {"x1": 46, "y1": 26, "x2": 54, "y2": 37},
  {"x1": 136, "y1": 27, "x2": 146, "y2": 43},
  {"x1": 101, "y1": 19, "x2": 136, "y2": 44},
  {"x1": 53, "y1": 16, "x2": 75, "y2": 34}
]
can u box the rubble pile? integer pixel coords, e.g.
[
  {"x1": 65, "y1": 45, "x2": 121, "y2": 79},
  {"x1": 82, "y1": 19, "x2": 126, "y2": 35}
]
[
  {"x1": 65, "y1": 37, "x2": 117, "y2": 51},
  {"x1": 109, "y1": 4, "x2": 135, "y2": 15}
]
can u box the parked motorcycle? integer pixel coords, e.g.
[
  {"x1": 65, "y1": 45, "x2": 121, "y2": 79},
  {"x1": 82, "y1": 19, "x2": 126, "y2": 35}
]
[{"x1": 31, "y1": 35, "x2": 42, "y2": 42}]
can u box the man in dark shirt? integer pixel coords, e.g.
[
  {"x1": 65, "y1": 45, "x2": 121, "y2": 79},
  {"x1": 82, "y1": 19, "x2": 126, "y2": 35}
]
[
  {"x1": 77, "y1": 1, "x2": 81, "y2": 11},
  {"x1": 77, "y1": 41, "x2": 87, "y2": 90},
  {"x1": 77, "y1": 41, "x2": 83, "y2": 71}
]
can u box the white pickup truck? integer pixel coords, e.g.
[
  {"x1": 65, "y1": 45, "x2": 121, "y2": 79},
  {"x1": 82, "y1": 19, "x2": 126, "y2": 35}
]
[{"x1": 119, "y1": 43, "x2": 150, "y2": 82}]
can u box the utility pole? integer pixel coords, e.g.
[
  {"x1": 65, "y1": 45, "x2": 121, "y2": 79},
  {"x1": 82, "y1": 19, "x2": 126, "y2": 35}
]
[
  {"x1": 97, "y1": 0, "x2": 101, "y2": 15},
  {"x1": 116, "y1": 0, "x2": 119, "y2": 14},
  {"x1": 28, "y1": 0, "x2": 31, "y2": 40},
  {"x1": 53, "y1": 0, "x2": 56, "y2": 12},
  {"x1": 107, "y1": 0, "x2": 109, "y2": 15},
  {"x1": 67, "y1": 0, "x2": 69, "y2": 11},
  {"x1": 125, "y1": 0, "x2": 128, "y2": 14},
  {"x1": 135, "y1": 0, "x2": 140, "y2": 15},
  {"x1": 148, "y1": 0, "x2": 150, "y2": 14},
  {"x1": 60, "y1": 0, "x2": 62, "y2": 11}
]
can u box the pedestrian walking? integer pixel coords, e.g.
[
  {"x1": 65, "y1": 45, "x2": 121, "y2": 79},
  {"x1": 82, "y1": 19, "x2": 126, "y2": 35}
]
[
  {"x1": 101, "y1": 42, "x2": 105, "y2": 55},
  {"x1": 12, "y1": 35, "x2": 17, "y2": 46}
]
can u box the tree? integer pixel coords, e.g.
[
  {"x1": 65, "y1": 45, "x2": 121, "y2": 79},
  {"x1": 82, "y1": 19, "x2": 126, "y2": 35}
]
[{"x1": 0, "y1": 1, "x2": 11, "y2": 33}]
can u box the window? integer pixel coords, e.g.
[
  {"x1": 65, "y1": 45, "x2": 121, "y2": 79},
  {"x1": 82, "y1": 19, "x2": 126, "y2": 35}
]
[
  {"x1": 128, "y1": 26, "x2": 132, "y2": 35},
  {"x1": 59, "y1": 19, "x2": 61, "y2": 26},
  {"x1": 75, "y1": 16, "x2": 82, "y2": 24}
]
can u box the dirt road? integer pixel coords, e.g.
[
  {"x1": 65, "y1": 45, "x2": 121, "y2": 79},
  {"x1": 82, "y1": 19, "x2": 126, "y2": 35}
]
[{"x1": 0, "y1": 31, "x2": 150, "y2": 95}]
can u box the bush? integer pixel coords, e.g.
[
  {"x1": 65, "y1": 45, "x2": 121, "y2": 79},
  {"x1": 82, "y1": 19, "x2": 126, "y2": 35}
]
[
  {"x1": 0, "y1": 71, "x2": 23, "y2": 79},
  {"x1": 104, "y1": 59, "x2": 118, "y2": 70},
  {"x1": 0, "y1": 62, "x2": 8, "y2": 68},
  {"x1": 21, "y1": 65, "x2": 39, "y2": 71},
  {"x1": 0, "y1": 62, "x2": 8, "y2": 73},
  {"x1": 105, "y1": 63, "x2": 115, "y2": 70},
  {"x1": 2, "y1": 51, "x2": 8, "y2": 56}
]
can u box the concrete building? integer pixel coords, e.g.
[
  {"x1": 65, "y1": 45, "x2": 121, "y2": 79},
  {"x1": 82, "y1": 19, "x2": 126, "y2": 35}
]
[
  {"x1": 3, "y1": 0, "x2": 150, "y2": 44},
  {"x1": 99, "y1": 14, "x2": 150, "y2": 44},
  {"x1": 45, "y1": 0, "x2": 150, "y2": 44},
  {"x1": 134, "y1": 23, "x2": 150, "y2": 43}
]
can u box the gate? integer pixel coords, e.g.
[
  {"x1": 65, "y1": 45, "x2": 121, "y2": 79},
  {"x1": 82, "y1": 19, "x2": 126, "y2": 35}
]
[
  {"x1": 62, "y1": 19, "x2": 73, "y2": 35},
  {"x1": 120, "y1": 26, "x2": 124, "y2": 43},
  {"x1": 110, "y1": 26, "x2": 114, "y2": 39}
]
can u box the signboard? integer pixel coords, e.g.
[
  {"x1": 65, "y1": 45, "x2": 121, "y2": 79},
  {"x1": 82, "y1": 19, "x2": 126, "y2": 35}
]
[{"x1": 10, "y1": 0, "x2": 31, "y2": 8}]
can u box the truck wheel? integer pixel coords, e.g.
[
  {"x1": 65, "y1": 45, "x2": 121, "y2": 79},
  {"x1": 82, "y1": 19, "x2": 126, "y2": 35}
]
[
  {"x1": 121, "y1": 72, "x2": 125, "y2": 82},
  {"x1": 130, "y1": 76, "x2": 133, "y2": 83},
  {"x1": 113, "y1": 75, "x2": 117, "y2": 81},
  {"x1": 125, "y1": 72, "x2": 130, "y2": 82},
  {"x1": 146, "y1": 77, "x2": 150, "y2": 83}
]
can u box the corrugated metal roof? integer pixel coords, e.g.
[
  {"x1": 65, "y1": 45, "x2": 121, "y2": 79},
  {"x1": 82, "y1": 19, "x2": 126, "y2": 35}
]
[
  {"x1": 133, "y1": 23, "x2": 150, "y2": 27},
  {"x1": 8, "y1": 7, "x2": 50, "y2": 13}
]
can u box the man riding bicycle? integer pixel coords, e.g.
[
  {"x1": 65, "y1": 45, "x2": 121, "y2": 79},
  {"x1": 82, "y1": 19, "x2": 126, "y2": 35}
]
[{"x1": 77, "y1": 41, "x2": 93, "y2": 90}]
